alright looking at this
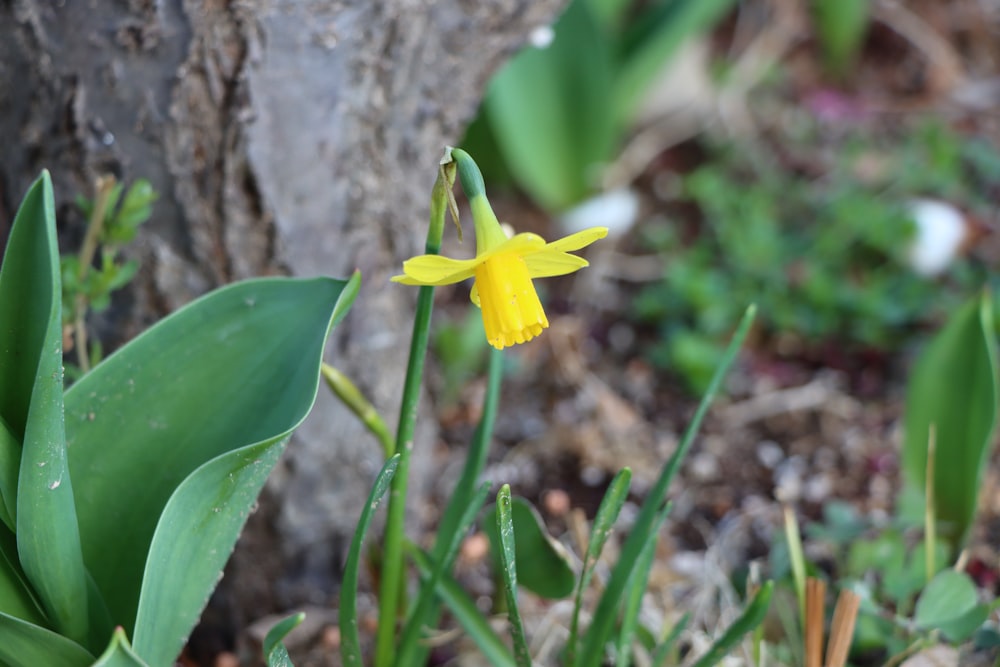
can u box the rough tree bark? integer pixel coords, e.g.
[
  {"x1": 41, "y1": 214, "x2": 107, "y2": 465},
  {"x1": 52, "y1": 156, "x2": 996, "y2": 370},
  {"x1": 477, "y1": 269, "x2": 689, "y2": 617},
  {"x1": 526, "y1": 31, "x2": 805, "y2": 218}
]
[{"x1": 0, "y1": 0, "x2": 563, "y2": 634}]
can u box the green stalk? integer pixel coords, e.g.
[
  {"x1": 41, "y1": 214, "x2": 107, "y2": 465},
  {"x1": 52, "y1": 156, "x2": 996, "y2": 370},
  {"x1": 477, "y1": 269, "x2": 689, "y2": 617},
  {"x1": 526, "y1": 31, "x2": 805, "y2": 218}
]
[
  {"x1": 406, "y1": 346, "x2": 503, "y2": 667},
  {"x1": 374, "y1": 158, "x2": 455, "y2": 667}
]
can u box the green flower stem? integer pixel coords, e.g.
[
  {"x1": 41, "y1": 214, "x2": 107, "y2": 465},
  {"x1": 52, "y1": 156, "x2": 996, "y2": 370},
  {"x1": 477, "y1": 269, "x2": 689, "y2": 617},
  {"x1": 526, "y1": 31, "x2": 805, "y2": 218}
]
[
  {"x1": 406, "y1": 346, "x2": 503, "y2": 667},
  {"x1": 374, "y1": 157, "x2": 455, "y2": 667},
  {"x1": 321, "y1": 363, "x2": 394, "y2": 458},
  {"x1": 74, "y1": 175, "x2": 116, "y2": 372}
]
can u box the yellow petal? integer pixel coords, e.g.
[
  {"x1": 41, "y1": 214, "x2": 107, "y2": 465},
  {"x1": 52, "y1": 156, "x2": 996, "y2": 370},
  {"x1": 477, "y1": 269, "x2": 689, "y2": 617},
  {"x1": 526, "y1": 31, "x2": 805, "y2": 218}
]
[
  {"x1": 474, "y1": 252, "x2": 548, "y2": 349},
  {"x1": 542, "y1": 227, "x2": 609, "y2": 253},
  {"x1": 477, "y1": 232, "x2": 547, "y2": 261},
  {"x1": 394, "y1": 254, "x2": 478, "y2": 286},
  {"x1": 523, "y1": 251, "x2": 589, "y2": 278}
]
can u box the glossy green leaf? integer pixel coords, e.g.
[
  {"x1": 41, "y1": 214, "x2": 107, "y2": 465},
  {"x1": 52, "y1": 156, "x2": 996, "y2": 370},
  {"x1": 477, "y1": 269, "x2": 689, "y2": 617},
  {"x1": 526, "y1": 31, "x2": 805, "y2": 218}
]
[
  {"x1": 579, "y1": 305, "x2": 756, "y2": 667},
  {"x1": 92, "y1": 627, "x2": 149, "y2": 667},
  {"x1": 0, "y1": 173, "x2": 52, "y2": 493},
  {"x1": 486, "y1": 0, "x2": 616, "y2": 211},
  {"x1": 495, "y1": 484, "x2": 531, "y2": 667},
  {"x1": 568, "y1": 468, "x2": 631, "y2": 667},
  {"x1": 340, "y1": 455, "x2": 399, "y2": 667},
  {"x1": 484, "y1": 496, "x2": 576, "y2": 600},
  {"x1": 264, "y1": 612, "x2": 304, "y2": 667},
  {"x1": 132, "y1": 437, "x2": 285, "y2": 664},
  {"x1": 903, "y1": 290, "x2": 998, "y2": 545},
  {"x1": 0, "y1": 611, "x2": 94, "y2": 667},
  {"x1": 0, "y1": 416, "x2": 16, "y2": 530},
  {"x1": 0, "y1": 172, "x2": 90, "y2": 645},
  {"x1": 0, "y1": 522, "x2": 46, "y2": 627},
  {"x1": 690, "y1": 581, "x2": 773, "y2": 667},
  {"x1": 64, "y1": 276, "x2": 351, "y2": 651}
]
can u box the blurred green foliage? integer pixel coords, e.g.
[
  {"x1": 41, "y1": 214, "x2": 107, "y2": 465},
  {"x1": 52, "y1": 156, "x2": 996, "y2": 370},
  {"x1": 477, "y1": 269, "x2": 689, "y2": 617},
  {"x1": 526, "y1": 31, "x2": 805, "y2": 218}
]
[
  {"x1": 465, "y1": 0, "x2": 739, "y2": 211},
  {"x1": 632, "y1": 120, "x2": 998, "y2": 392},
  {"x1": 812, "y1": 0, "x2": 870, "y2": 77}
]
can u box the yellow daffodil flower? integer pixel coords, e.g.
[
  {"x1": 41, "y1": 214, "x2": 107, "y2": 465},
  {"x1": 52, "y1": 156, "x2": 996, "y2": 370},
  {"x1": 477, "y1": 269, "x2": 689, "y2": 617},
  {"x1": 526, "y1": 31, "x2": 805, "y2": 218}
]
[{"x1": 392, "y1": 149, "x2": 607, "y2": 350}]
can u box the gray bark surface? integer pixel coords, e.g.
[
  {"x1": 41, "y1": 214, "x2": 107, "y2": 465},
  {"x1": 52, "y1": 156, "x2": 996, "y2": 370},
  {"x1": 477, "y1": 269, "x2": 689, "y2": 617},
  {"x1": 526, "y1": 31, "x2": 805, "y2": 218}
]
[{"x1": 0, "y1": 0, "x2": 563, "y2": 631}]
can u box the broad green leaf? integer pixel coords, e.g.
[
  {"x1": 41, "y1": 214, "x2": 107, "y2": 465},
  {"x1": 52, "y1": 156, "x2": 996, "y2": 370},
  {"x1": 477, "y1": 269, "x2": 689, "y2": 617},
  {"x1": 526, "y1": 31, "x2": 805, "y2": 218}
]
[
  {"x1": 64, "y1": 276, "x2": 351, "y2": 643},
  {"x1": 132, "y1": 438, "x2": 285, "y2": 665},
  {"x1": 340, "y1": 455, "x2": 399, "y2": 667},
  {"x1": 0, "y1": 611, "x2": 94, "y2": 667},
  {"x1": 903, "y1": 290, "x2": 998, "y2": 545},
  {"x1": 92, "y1": 627, "x2": 149, "y2": 667},
  {"x1": 690, "y1": 581, "x2": 773, "y2": 667},
  {"x1": 0, "y1": 416, "x2": 17, "y2": 531},
  {"x1": 483, "y1": 496, "x2": 576, "y2": 599},
  {"x1": 264, "y1": 612, "x2": 305, "y2": 667},
  {"x1": 495, "y1": 484, "x2": 531, "y2": 667},
  {"x1": 915, "y1": 569, "x2": 988, "y2": 641},
  {"x1": 0, "y1": 172, "x2": 90, "y2": 645},
  {"x1": 0, "y1": 522, "x2": 47, "y2": 626},
  {"x1": 408, "y1": 546, "x2": 515, "y2": 667},
  {"x1": 579, "y1": 305, "x2": 756, "y2": 667},
  {"x1": 486, "y1": 0, "x2": 617, "y2": 211},
  {"x1": 615, "y1": 0, "x2": 738, "y2": 123}
]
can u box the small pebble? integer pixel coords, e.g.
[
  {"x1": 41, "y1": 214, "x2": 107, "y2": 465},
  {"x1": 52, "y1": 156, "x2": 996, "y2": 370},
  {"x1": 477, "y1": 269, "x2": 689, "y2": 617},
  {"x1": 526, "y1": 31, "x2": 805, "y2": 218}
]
[
  {"x1": 321, "y1": 625, "x2": 340, "y2": 649},
  {"x1": 756, "y1": 440, "x2": 784, "y2": 469},
  {"x1": 461, "y1": 532, "x2": 490, "y2": 563},
  {"x1": 543, "y1": 489, "x2": 571, "y2": 516}
]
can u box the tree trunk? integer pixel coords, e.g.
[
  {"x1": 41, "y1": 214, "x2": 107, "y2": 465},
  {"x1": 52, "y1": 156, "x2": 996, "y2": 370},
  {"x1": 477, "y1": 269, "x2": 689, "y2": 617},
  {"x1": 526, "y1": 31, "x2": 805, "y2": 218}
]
[{"x1": 0, "y1": 0, "x2": 563, "y2": 632}]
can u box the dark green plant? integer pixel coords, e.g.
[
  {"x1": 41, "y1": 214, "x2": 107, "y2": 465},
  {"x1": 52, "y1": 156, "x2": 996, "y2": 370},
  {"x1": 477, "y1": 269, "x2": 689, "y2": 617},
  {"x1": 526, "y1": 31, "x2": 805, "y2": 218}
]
[
  {"x1": 0, "y1": 171, "x2": 355, "y2": 666},
  {"x1": 62, "y1": 176, "x2": 158, "y2": 376},
  {"x1": 465, "y1": 0, "x2": 739, "y2": 211},
  {"x1": 633, "y1": 123, "x2": 996, "y2": 392}
]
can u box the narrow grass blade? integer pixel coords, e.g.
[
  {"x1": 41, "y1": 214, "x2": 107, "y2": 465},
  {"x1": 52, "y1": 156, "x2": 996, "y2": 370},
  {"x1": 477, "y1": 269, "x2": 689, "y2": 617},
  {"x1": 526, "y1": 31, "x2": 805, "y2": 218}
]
[
  {"x1": 568, "y1": 467, "x2": 631, "y2": 667},
  {"x1": 395, "y1": 481, "x2": 492, "y2": 667},
  {"x1": 651, "y1": 613, "x2": 690, "y2": 667},
  {"x1": 408, "y1": 545, "x2": 515, "y2": 667},
  {"x1": 784, "y1": 505, "x2": 807, "y2": 631},
  {"x1": 483, "y1": 497, "x2": 576, "y2": 599},
  {"x1": 690, "y1": 581, "x2": 774, "y2": 667},
  {"x1": 615, "y1": 501, "x2": 672, "y2": 667},
  {"x1": 579, "y1": 305, "x2": 756, "y2": 667},
  {"x1": 496, "y1": 484, "x2": 531, "y2": 667},
  {"x1": 341, "y1": 455, "x2": 399, "y2": 667},
  {"x1": 265, "y1": 612, "x2": 305, "y2": 667}
]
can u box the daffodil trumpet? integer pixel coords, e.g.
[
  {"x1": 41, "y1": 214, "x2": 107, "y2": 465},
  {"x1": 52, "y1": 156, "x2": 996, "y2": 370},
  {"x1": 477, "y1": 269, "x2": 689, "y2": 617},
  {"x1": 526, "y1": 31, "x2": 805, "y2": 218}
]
[{"x1": 392, "y1": 148, "x2": 608, "y2": 350}]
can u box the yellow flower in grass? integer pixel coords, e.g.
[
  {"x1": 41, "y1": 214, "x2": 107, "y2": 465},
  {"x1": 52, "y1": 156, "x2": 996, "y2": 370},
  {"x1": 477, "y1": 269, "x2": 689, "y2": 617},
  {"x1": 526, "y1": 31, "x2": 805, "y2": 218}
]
[{"x1": 392, "y1": 151, "x2": 607, "y2": 350}]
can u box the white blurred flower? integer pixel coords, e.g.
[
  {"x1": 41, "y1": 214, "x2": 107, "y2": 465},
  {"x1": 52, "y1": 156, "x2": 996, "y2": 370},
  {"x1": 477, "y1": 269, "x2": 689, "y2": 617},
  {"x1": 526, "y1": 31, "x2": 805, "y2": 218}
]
[
  {"x1": 906, "y1": 199, "x2": 968, "y2": 277},
  {"x1": 559, "y1": 188, "x2": 640, "y2": 238}
]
